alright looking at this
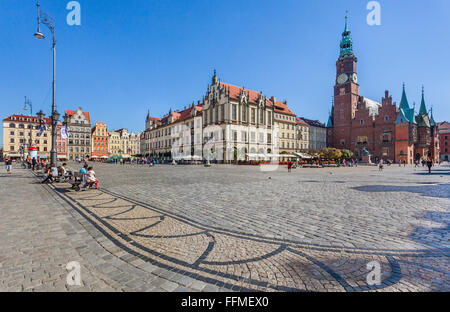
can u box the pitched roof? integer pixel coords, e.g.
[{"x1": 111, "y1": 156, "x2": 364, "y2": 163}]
[
  {"x1": 419, "y1": 88, "x2": 428, "y2": 116},
  {"x1": 360, "y1": 97, "x2": 382, "y2": 117},
  {"x1": 219, "y1": 82, "x2": 273, "y2": 107},
  {"x1": 3, "y1": 114, "x2": 51, "y2": 124},
  {"x1": 437, "y1": 121, "x2": 450, "y2": 130},
  {"x1": 395, "y1": 108, "x2": 409, "y2": 124},
  {"x1": 65, "y1": 109, "x2": 91, "y2": 123},
  {"x1": 273, "y1": 100, "x2": 296, "y2": 116},
  {"x1": 296, "y1": 117, "x2": 308, "y2": 126},
  {"x1": 300, "y1": 117, "x2": 326, "y2": 128},
  {"x1": 218, "y1": 82, "x2": 297, "y2": 116}
]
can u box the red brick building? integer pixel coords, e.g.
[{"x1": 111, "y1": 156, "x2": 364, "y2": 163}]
[
  {"x1": 327, "y1": 17, "x2": 439, "y2": 164},
  {"x1": 91, "y1": 122, "x2": 109, "y2": 158},
  {"x1": 438, "y1": 122, "x2": 450, "y2": 162}
]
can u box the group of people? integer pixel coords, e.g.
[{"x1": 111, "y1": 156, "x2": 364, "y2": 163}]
[{"x1": 39, "y1": 162, "x2": 100, "y2": 189}]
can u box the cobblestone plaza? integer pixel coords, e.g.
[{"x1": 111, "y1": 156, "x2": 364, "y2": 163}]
[{"x1": 0, "y1": 163, "x2": 449, "y2": 292}]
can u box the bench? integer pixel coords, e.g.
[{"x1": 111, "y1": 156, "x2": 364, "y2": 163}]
[{"x1": 68, "y1": 172, "x2": 95, "y2": 191}]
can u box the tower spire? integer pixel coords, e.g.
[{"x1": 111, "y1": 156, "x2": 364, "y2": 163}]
[
  {"x1": 340, "y1": 13, "x2": 353, "y2": 58},
  {"x1": 419, "y1": 85, "x2": 428, "y2": 115}
]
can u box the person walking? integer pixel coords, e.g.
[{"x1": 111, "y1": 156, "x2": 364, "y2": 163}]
[
  {"x1": 5, "y1": 157, "x2": 13, "y2": 174},
  {"x1": 426, "y1": 153, "x2": 433, "y2": 174},
  {"x1": 287, "y1": 160, "x2": 292, "y2": 173},
  {"x1": 378, "y1": 159, "x2": 384, "y2": 171}
]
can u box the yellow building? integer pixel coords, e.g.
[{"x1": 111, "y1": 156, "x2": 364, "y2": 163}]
[
  {"x1": 296, "y1": 117, "x2": 310, "y2": 152},
  {"x1": 273, "y1": 99, "x2": 297, "y2": 157},
  {"x1": 2, "y1": 114, "x2": 52, "y2": 159},
  {"x1": 108, "y1": 131, "x2": 121, "y2": 156}
]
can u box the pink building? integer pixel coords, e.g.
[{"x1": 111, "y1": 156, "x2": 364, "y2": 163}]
[{"x1": 56, "y1": 121, "x2": 68, "y2": 160}]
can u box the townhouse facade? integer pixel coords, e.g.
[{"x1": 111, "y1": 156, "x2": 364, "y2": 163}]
[{"x1": 65, "y1": 107, "x2": 92, "y2": 161}]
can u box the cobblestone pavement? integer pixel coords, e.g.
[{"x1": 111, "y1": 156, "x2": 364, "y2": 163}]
[{"x1": 1, "y1": 163, "x2": 449, "y2": 291}]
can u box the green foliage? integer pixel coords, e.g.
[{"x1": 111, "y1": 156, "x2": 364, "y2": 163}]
[{"x1": 341, "y1": 149, "x2": 354, "y2": 159}]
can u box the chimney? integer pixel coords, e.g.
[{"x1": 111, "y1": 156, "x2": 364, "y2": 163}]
[{"x1": 271, "y1": 96, "x2": 276, "y2": 104}]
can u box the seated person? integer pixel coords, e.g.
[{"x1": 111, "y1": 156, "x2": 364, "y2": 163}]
[
  {"x1": 86, "y1": 166, "x2": 99, "y2": 189},
  {"x1": 79, "y1": 164, "x2": 88, "y2": 174},
  {"x1": 41, "y1": 164, "x2": 59, "y2": 184}
]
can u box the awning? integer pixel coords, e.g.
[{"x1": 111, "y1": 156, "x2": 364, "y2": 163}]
[
  {"x1": 57, "y1": 155, "x2": 67, "y2": 159},
  {"x1": 39, "y1": 155, "x2": 48, "y2": 159},
  {"x1": 6, "y1": 154, "x2": 22, "y2": 157},
  {"x1": 295, "y1": 153, "x2": 312, "y2": 159}
]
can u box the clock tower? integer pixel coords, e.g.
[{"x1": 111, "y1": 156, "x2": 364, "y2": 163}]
[{"x1": 332, "y1": 15, "x2": 360, "y2": 149}]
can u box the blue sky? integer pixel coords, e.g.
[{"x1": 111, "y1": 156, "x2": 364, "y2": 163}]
[{"x1": 1, "y1": 0, "x2": 450, "y2": 147}]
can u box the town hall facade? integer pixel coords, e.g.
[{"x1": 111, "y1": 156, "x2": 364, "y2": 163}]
[{"x1": 327, "y1": 18, "x2": 439, "y2": 164}]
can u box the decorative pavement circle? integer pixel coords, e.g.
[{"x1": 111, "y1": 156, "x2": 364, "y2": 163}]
[{"x1": 43, "y1": 178, "x2": 449, "y2": 292}]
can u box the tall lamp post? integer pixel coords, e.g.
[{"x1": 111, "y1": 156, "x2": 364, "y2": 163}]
[
  {"x1": 34, "y1": 1, "x2": 59, "y2": 165},
  {"x1": 23, "y1": 96, "x2": 33, "y2": 151}
]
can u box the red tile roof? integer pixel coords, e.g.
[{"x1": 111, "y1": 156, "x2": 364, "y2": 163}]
[
  {"x1": 219, "y1": 82, "x2": 296, "y2": 116},
  {"x1": 437, "y1": 121, "x2": 450, "y2": 130},
  {"x1": 296, "y1": 117, "x2": 308, "y2": 125},
  {"x1": 273, "y1": 100, "x2": 296, "y2": 116},
  {"x1": 300, "y1": 117, "x2": 326, "y2": 128},
  {"x1": 3, "y1": 114, "x2": 51, "y2": 124},
  {"x1": 219, "y1": 82, "x2": 273, "y2": 108},
  {"x1": 65, "y1": 109, "x2": 91, "y2": 123}
]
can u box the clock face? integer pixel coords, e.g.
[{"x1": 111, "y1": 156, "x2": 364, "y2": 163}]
[
  {"x1": 337, "y1": 73, "x2": 348, "y2": 85},
  {"x1": 352, "y1": 73, "x2": 358, "y2": 84}
]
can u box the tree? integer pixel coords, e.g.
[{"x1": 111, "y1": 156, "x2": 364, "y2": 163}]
[
  {"x1": 341, "y1": 149, "x2": 354, "y2": 159},
  {"x1": 320, "y1": 148, "x2": 342, "y2": 159}
]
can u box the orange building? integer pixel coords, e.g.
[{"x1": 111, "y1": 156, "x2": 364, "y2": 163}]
[{"x1": 91, "y1": 122, "x2": 109, "y2": 159}]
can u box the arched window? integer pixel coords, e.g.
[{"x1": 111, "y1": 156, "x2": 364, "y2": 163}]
[{"x1": 9, "y1": 123, "x2": 15, "y2": 128}]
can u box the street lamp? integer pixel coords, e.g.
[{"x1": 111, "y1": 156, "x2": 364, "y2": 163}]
[
  {"x1": 34, "y1": 1, "x2": 58, "y2": 165},
  {"x1": 23, "y1": 96, "x2": 33, "y2": 151}
]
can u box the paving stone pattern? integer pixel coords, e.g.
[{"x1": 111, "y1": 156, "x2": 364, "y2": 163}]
[{"x1": 0, "y1": 163, "x2": 449, "y2": 291}]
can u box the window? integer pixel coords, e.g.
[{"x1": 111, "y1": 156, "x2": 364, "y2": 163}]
[
  {"x1": 10, "y1": 138, "x2": 14, "y2": 143},
  {"x1": 381, "y1": 133, "x2": 392, "y2": 143},
  {"x1": 242, "y1": 107, "x2": 246, "y2": 122},
  {"x1": 267, "y1": 133, "x2": 272, "y2": 144},
  {"x1": 267, "y1": 112, "x2": 272, "y2": 125},
  {"x1": 360, "y1": 120, "x2": 364, "y2": 125},
  {"x1": 385, "y1": 116, "x2": 389, "y2": 122},
  {"x1": 251, "y1": 108, "x2": 256, "y2": 123},
  {"x1": 241, "y1": 131, "x2": 247, "y2": 142},
  {"x1": 232, "y1": 105, "x2": 237, "y2": 120},
  {"x1": 357, "y1": 136, "x2": 368, "y2": 144},
  {"x1": 9, "y1": 123, "x2": 16, "y2": 128},
  {"x1": 10, "y1": 131, "x2": 14, "y2": 135},
  {"x1": 260, "y1": 110, "x2": 264, "y2": 124}
]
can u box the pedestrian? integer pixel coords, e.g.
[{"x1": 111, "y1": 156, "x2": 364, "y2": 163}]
[
  {"x1": 426, "y1": 153, "x2": 433, "y2": 174},
  {"x1": 5, "y1": 157, "x2": 13, "y2": 174},
  {"x1": 287, "y1": 161, "x2": 292, "y2": 173},
  {"x1": 378, "y1": 159, "x2": 384, "y2": 171}
]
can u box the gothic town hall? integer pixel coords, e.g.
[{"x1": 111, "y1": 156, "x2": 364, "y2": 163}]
[{"x1": 326, "y1": 18, "x2": 439, "y2": 164}]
